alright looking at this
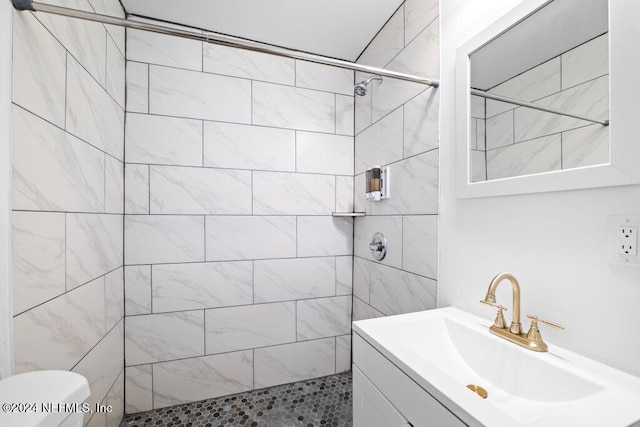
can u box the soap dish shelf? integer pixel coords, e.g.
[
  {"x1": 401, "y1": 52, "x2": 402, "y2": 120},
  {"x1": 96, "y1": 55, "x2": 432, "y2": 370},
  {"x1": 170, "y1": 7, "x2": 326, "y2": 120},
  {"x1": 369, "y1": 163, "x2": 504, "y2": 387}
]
[{"x1": 332, "y1": 212, "x2": 366, "y2": 217}]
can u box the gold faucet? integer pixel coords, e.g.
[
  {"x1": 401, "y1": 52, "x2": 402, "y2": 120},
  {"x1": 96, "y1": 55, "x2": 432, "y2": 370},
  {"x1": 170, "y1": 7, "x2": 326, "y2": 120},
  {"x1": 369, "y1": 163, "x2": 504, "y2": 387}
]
[{"x1": 480, "y1": 272, "x2": 564, "y2": 352}]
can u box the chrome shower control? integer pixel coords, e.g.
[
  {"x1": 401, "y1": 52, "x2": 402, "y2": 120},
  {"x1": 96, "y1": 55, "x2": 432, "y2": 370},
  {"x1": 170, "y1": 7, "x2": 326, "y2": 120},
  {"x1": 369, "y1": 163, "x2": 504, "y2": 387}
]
[{"x1": 369, "y1": 232, "x2": 387, "y2": 261}]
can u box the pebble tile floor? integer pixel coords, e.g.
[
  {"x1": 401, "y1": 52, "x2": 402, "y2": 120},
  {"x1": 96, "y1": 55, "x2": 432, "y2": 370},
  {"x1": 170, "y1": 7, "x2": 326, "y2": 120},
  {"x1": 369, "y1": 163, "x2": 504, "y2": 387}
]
[{"x1": 120, "y1": 371, "x2": 353, "y2": 427}]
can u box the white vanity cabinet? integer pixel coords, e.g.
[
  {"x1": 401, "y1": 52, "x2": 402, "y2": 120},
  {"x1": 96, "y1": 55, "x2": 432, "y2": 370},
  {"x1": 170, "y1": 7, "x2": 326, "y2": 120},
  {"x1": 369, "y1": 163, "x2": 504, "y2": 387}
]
[{"x1": 353, "y1": 333, "x2": 467, "y2": 427}]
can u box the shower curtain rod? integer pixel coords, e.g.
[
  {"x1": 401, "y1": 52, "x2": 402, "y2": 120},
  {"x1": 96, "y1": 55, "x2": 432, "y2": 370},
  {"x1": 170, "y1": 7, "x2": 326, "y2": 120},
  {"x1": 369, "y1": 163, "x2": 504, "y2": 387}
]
[
  {"x1": 470, "y1": 88, "x2": 608, "y2": 126},
  {"x1": 12, "y1": 0, "x2": 440, "y2": 88}
]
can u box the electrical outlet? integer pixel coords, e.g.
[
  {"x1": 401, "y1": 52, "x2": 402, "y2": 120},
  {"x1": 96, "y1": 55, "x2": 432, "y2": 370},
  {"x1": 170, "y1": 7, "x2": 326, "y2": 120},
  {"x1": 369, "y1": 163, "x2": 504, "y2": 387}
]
[
  {"x1": 608, "y1": 216, "x2": 640, "y2": 265},
  {"x1": 619, "y1": 226, "x2": 638, "y2": 255}
]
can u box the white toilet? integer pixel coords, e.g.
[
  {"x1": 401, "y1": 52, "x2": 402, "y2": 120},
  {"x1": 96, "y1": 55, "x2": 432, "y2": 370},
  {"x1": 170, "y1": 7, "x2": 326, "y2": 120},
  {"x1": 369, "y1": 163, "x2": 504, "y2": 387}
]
[{"x1": 0, "y1": 370, "x2": 90, "y2": 427}]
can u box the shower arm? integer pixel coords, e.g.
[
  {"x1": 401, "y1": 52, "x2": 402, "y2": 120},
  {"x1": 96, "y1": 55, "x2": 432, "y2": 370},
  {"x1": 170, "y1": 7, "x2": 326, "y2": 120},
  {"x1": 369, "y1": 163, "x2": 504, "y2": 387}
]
[{"x1": 12, "y1": 0, "x2": 440, "y2": 88}]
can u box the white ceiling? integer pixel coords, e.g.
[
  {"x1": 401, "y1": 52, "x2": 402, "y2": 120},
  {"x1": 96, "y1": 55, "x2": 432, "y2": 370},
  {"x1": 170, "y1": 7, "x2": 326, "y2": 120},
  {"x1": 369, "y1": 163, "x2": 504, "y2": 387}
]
[{"x1": 120, "y1": 0, "x2": 404, "y2": 61}]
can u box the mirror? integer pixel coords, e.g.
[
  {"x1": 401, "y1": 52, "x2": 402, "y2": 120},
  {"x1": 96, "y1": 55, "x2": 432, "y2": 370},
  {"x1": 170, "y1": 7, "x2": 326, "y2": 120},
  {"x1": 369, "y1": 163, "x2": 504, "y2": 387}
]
[{"x1": 456, "y1": 0, "x2": 640, "y2": 198}]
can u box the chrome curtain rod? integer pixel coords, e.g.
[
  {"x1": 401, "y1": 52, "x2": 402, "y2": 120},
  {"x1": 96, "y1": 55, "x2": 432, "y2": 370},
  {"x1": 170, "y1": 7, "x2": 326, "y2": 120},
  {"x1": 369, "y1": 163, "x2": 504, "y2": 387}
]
[
  {"x1": 470, "y1": 88, "x2": 608, "y2": 126},
  {"x1": 13, "y1": 0, "x2": 439, "y2": 88}
]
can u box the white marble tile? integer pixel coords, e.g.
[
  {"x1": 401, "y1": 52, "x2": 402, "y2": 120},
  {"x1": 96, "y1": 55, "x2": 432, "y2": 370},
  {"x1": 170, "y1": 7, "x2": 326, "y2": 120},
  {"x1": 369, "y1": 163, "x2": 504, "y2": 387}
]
[
  {"x1": 296, "y1": 61, "x2": 354, "y2": 96},
  {"x1": 336, "y1": 335, "x2": 351, "y2": 373},
  {"x1": 106, "y1": 35, "x2": 125, "y2": 108},
  {"x1": 486, "y1": 110, "x2": 514, "y2": 150},
  {"x1": 127, "y1": 28, "x2": 202, "y2": 71},
  {"x1": 126, "y1": 113, "x2": 202, "y2": 166},
  {"x1": 296, "y1": 132, "x2": 354, "y2": 176},
  {"x1": 335, "y1": 176, "x2": 354, "y2": 213},
  {"x1": 149, "y1": 65, "x2": 251, "y2": 123},
  {"x1": 87, "y1": 0, "x2": 125, "y2": 55},
  {"x1": 370, "y1": 263, "x2": 437, "y2": 316},
  {"x1": 126, "y1": 62, "x2": 148, "y2": 114},
  {"x1": 150, "y1": 166, "x2": 252, "y2": 215},
  {"x1": 354, "y1": 75, "x2": 372, "y2": 134},
  {"x1": 402, "y1": 215, "x2": 438, "y2": 279},
  {"x1": 354, "y1": 107, "x2": 403, "y2": 175},
  {"x1": 470, "y1": 119, "x2": 477, "y2": 149},
  {"x1": 404, "y1": 0, "x2": 439, "y2": 43},
  {"x1": 105, "y1": 267, "x2": 124, "y2": 331},
  {"x1": 87, "y1": 411, "x2": 106, "y2": 427},
  {"x1": 204, "y1": 121, "x2": 294, "y2": 171},
  {"x1": 353, "y1": 257, "x2": 370, "y2": 304},
  {"x1": 352, "y1": 297, "x2": 385, "y2": 322},
  {"x1": 13, "y1": 106, "x2": 104, "y2": 213},
  {"x1": 125, "y1": 311, "x2": 204, "y2": 365},
  {"x1": 67, "y1": 214, "x2": 123, "y2": 290},
  {"x1": 153, "y1": 351, "x2": 253, "y2": 409},
  {"x1": 470, "y1": 150, "x2": 487, "y2": 183},
  {"x1": 477, "y1": 119, "x2": 486, "y2": 150},
  {"x1": 125, "y1": 215, "x2": 204, "y2": 265},
  {"x1": 297, "y1": 296, "x2": 351, "y2": 340},
  {"x1": 470, "y1": 95, "x2": 485, "y2": 119},
  {"x1": 205, "y1": 302, "x2": 295, "y2": 354},
  {"x1": 12, "y1": 11, "x2": 66, "y2": 127},
  {"x1": 354, "y1": 216, "x2": 402, "y2": 269},
  {"x1": 353, "y1": 173, "x2": 371, "y2": 216},
  {"x1": 336, "y1": 256, "x2": 353, "y2": 296},
  {"x1": 124, "y1": 265, "x2": 151, "y2": 316},
  {"x1": 254, "y1": 257, "x2": 336, "y2": 303},
  {"x1": 335, "y1": 95, "x2": 355, "y2": 136},
  {"x1": 357, "y1": 6, "x2": 404, "y2": 68},
  {"x1": 370, "y1": 150, "x2": 439, "y2": 216},
  {"x1": 297, "y1": 217, "x2": 353, "y2": 257},
  {"x1": 562, "y1": 124, "x2": 609, "y2": 169},
  {"x1": 252, "y1": 82, "x2": 335, "y2": 133},
  {"x1": 12, "y1": 212, "x2": 65, "y2": 315},
  {"x1": 206, "y1": 216, "x2": 296, "y2": 261},
  {"x1": 514, "y1": 75, "x2": 609, "y2": 143},
  {"x1": 253, "y1": 172, "x2": 335, "y2": 215},
  {"x1": 105, "y1": 156, "x2": 124, "y2": 214},
  {"x1": 66, "y1": 56, "x2": 125, "y2": 161},
  {"x1": 203, "y1": 43, "x2": 294, "y2": 85},
  {"x1": 124, "y1": 164, "x2": 149, "y2": 214},
  {"x1": 404, "y1": 88, "x2": 439, "y2": 156},
  {"x1": 125, "y1": 365, "x2": 152, "y2": 413},
  {"x1": 254, "y1": 338, "x2": 335, "y2": 388},
  {"x1": 152, "y1": 261, "x2": 253, "y2": 312},
  {"x1": 487, "y1": 134, "x2": 562, "y2": 180},
  {"x1": 14, "y1": 276, "x2": 105, "y2": 373},
  {"x1": 72, "y1": 321, "x2": 123, "y2": 417},
  {"x1": 105, "y1": 370, "x2": 124, "y2": 427},
  {"x1": 562, "y1": 34, "x2": 608, "y2": 89}
]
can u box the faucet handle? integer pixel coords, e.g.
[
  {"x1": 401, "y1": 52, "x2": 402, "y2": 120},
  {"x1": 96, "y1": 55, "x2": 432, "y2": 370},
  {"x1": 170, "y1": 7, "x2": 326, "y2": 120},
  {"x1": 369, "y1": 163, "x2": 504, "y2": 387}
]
[
  {"x1": 526, "y1": 314, "x2": 564, "y2": 330},
  {"x1": 479, "y1": 300, "x2": 507, "y2": 311},
  {"x1": 480, "y1": 300, "x2": 508, "y2": 329},
  {"x1": 526, "y1": 314, "x2": 564, "y2": 343}
]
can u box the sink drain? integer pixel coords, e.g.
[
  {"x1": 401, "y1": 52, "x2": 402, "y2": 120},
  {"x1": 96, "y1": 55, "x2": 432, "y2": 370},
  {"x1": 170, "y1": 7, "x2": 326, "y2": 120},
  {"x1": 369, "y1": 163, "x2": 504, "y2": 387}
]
[{"x1": 466, "y1": 384, "x2": 488, "y2": 399}]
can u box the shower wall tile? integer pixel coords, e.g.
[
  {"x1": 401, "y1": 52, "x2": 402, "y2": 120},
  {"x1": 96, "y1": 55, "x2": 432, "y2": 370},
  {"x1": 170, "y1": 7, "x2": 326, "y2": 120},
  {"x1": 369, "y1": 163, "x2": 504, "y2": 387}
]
[
  {"x1": 149, "y1": 65, "x2": 251, "y2": 123},
  {"x1": 352, "y1": 297, "x2": 384, "y2": 322},
  {"x1": 125, "y1": 365, "x2": 153, "y2": 413},
  {"x1": 153, "y1": 351, "x2": 253, "y2": 409},
  {"x1": 252, "y1": 82, "x2": 335, "y2": 133},
  {"x1": 335, "y1": 176, "x2": 354, "y2": 213},
  {"x1": 66, "y1": 56, "x2": 125, "y2": 161},
  {"x1": 296, "y1": 296, "x2": 351, "y2": 340},
  {"x1": 12, "y1": 11, "x2": 66, "y2": 128},
  {"x1": 126, "y1": 113, "x2": 203, "y2": 167},
  {"x1": 404, "y1": 0, "x2": 439, "y2": 43},
  {"x1": 106, "y1": 371, "x2": 125, "y2": 427},
  {"x1": 105, "y1": 267, "x2": 124, "y2": 331},
  {"x1": 205, "y1": 303, "x2": 296, "y2": 354},
  {"x1": 204, "y1": 121, "x2": 295, "y2": 171},
  {"x1": 152, "y1": 261, "x2": 253, "y2": 312},
  {"x1": 254, "y1": 257, "x2": 336, "y2": 303},
  {"x1": 355, "y1": 107, "x2": 403, "y2": 174},
  {"x1": 124, "y1": 164, "x2": 149, "y2": 215},
  {"x1": 203, "y1": 43, "x2": 294, "y2": 85},
  {"x1": 353, "y1": 173, "x2": 371, "y2": 216},
  {"x1": 354, "y1": 77, "x2": 372, "y2": 134},
  {"x1": 125, "y1": 215, "x2": 205, "y2": 265},
  {"x1": 404, "y1": 88, "x2": 439, "y2": 156},
  {"x1": 335, "y1": 95, "x2": 355, "y2": 136},
  {"x1": 295, "y1": 61, "x2": 354, "y2": 96},
  {"x1": 296, "y1": 132, "x2": 354, "y2": 176},
  {"x1": 297, "y1": 217, "x2": 353, "y2": 257},
  {"x1": 106, "y1": 36, "x2": 125, "y2": 108},
  {"x1": 369, "y1": 263, "x2": 437, "y2": 316},
  {"x1": 562, "y1": 124, "x2": 609, "y2": 169},
  {"x1": 336, "y1": 256, "x2": 353, "y2": 296},
  {"x1": 13, "y1": 106, "x2": 105, "y2": 213},
  {"x1": 353, "y1": 257, "x2": 371, "y2": 304},
  {"x1": 124, "y1": 265, "x2": 151, "y2": 316},
  {"x1": 205, "y1": 216, "x2": 296, "y2": 261},
  {"x1": 402, "y1": 215, "x2": 438, "y2": 279},
  {"x1": 12, "y1": 211, "x2": 66, "y2": 315},
  {"x1": 470, "y1": 150, "x2": 487, "y2": 183},
  {"x1": 150, "y1": 166, "x2": 252, "y2": 215},
  {"x1": 470, "y1": 95, "x2": 485, "y2": 119},
  {"x1": 336, "y1": 334, "x2": 351, "y2": 373},
  {"x1": 125, "y1": 310, "x2": 204, "y2": 365},
  {"x1": 356, "y1": 6, "x2": 404, "y2": 68},
  {"x1": 486, "y1": 110, "x2": 514, "y2": 150},
  {"x1": 487, "y1": 134, "x2": 562, "y2": 181},
  {"x1": 254, "y1": 338, "x2": 335, "y2": 388},
  {"x1": 354, "y1": 216, "x2": 402, "y2": 269},
  {"x1": 127, "y1": 28, "x2": 203, "y2": 71},
  {"x1": 105, "y1": 156, "x2": 124, "y2": 214},
  {"x1": 87, "y1": 0, "x2": 125, "y2": 54},
  {"x1": 253, "y1": 172, "x2": 335, "y2": 215},
  {"x1": 562, "y1": 34, "x2": 608, "y2": 89},
  {"x1": 126, "y1": 62, "x2": 149, "y2": 114},
  {"x1": 66, "y1": 213, "x2": 123, "y2": 289}
]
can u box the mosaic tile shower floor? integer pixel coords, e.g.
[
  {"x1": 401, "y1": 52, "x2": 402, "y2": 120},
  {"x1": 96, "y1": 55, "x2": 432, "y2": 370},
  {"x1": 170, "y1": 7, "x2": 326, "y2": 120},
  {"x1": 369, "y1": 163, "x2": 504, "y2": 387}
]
[{"x1": 120, "y1": 371, "x2": 353, "y2": 427}]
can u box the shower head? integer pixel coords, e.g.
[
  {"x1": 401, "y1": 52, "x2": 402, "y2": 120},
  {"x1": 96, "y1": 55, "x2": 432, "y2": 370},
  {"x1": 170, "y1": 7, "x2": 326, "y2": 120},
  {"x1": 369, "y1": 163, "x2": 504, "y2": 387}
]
[{"x1": 354, "y1": 75, "x2": 383, "y2": 96}]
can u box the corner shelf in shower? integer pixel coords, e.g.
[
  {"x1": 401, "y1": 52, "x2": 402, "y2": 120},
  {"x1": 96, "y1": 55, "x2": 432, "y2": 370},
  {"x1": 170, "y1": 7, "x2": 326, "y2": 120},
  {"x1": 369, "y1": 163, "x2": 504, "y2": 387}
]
[{"x1": 332, "y1": 212, "x2": 366, "y2": 217}]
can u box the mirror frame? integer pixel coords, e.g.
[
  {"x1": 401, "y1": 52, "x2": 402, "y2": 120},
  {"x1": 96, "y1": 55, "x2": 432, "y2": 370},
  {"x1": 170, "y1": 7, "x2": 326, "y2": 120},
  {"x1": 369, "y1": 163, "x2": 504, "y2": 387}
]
[{"x1": 456, "y1": 0, "x2": 640, "y2": 198}]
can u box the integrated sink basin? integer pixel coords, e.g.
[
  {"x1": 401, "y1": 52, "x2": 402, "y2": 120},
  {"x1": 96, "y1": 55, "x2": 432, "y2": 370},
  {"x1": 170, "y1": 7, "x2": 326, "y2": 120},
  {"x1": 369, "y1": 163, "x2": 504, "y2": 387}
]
[{"x1": 353, "y1": 307, "x2": 640, "y2": 426}]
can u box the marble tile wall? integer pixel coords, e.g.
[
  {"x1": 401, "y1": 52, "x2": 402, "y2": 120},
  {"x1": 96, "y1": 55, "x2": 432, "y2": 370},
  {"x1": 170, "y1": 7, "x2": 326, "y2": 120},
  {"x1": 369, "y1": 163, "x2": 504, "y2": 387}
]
[
  {"x1": 352, "y1": 0, "x2": 440, "y2": 320},
  {"x1": 11, "y1": 1, "x2": 126, "y2": 425},
  {"x1": 124, "y1": 20, "x2": 355, "y2": 413},
  {"x1": 473, "y1": 34, "x2": 609, "y2": 182}
]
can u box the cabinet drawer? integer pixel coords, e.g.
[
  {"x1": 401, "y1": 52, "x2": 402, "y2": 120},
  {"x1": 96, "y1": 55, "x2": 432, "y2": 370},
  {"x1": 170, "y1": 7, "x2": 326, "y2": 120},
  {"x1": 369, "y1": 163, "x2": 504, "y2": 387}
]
[{"x1": 353, "y1": 366, "x2": 410, "y2": 427}]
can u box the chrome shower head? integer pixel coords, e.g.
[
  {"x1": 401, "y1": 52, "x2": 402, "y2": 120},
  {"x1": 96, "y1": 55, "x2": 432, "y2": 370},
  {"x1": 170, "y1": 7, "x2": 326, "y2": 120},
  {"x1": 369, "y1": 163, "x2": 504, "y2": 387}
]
[{"x1": 354, "y1": 75, "x2": 383, "y2": 96}]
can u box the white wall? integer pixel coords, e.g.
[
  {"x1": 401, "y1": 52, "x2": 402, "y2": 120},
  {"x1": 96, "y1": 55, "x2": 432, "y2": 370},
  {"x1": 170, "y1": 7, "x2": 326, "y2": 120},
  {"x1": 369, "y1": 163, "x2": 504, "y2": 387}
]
[{"x1": 440, "y1": 0, "x2": 640, "y2": 376}]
